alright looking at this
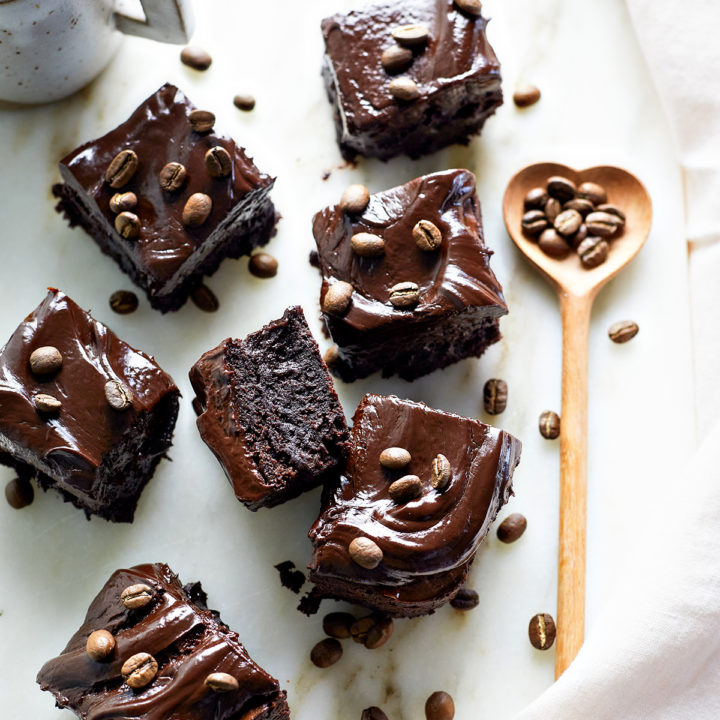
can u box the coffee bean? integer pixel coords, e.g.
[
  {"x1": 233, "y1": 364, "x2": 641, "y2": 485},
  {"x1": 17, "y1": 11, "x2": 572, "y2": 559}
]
[
  {"x1": 454, "y1": 0, "x2": 483, "y2": 17},
  {"x1": 538, "y1": 228, "x2": 571, "y2": 258},
  {"x1": 521, "y1": 209, "x2": 548, "y2": 236},
  {"x1": 233, "y1": 93, "x2": 256, "y2": 111},
  {"x1": 205, "y1": 672, "x2": 240, "y2": 692},
  {"x1": 121, "y1": 652, "x2": 158, "y2": 689},
  {"x1": 323, "y1": 612, "x2": 355, "y2": 639},
  {"x1": 180, "y1": 46, "x2": 212, "y2": 71},
  {"x1": 389, "y1": 77, "x2": 420, "y2": 101},
  {"x1": 544, "y1": 197, "x2": 561, "y2": 223},
  {"x1": 528, "y1": 612, "x2": 556, "y2": 650},
  {"x1": 381, "y1": 45, "x2": 413, "y2": 74},
  {"x1": 425, "y1": 691, "x2": 455, "y2": 720},
  {"x1": 5, "y1": 478, "x2": 33, "y2": 509},
  {"x1": 191, "y1": 284, "x2": 219, "y2": 312},
  {"x1": 114, "y1": 211, "x2": 140, "y2": 239},
  {"x1": 578, "y1": 236, "x2": 609, "y2": 268},
  {"x1": 524, "y1": 187, "x2": 548, "y2": 210},
  {"x1": 86, "y1": 630, "x2": 115, "y2": 662},
  {"x1": 104, "y1": 380, "x2": 132, "y2": 411},
  {"x1": 248, "y1": 252, "x2": 278, "y2": 278},
  {"x1": 608, "y1": 320, "x2": 639, "y2": 344},
  {"x1": 497, "y1": 512, "x2": 527, "y2": 543},
  {"x1": 554, "y1": 209, "x2": 582, "y2": 237},
  {"x1": 349, "y1": 537, "x2": 383, "y2": 569},
  {"x1": 563, "y1": 198, "x2": 594, "y2": 216},
  {"x1": 389, "y1": 281, "x2": 420, "y2": 308},
  {"x1": 323, "y1": 281, "x2": 354, "y2": 315},
  {"x1": 205, "y1": 146, "x2": 232, "y2": 178},
  {"x1": 483, "y1": 378, "x2": 508, "y2": 414},
  {"x1": 577, "y1": 181, "x2": 607, "y2": 206},
  {"x1": 513, "y1": 84, "x2": 541, "y2": 108},
  {"x1": 364, "y1": 615, "x2": 394, "y2": 649},
  {"x1": 431, "y1": 453, "x2": 451, "y2": 490},
  {"x1": 571, "y1": 223, "x2": 588, "y2": 248},
  {"x1": 109, "y1": 290, "x2": 139, "y2": 315},
  {"x1": 105, "y1": 149, "x2": 138, "y2": 188},
  {"x1": 109, "y1": 192, "x2": 137, "y2": 213},
  {"x1": 379, "y1": 447, "x2": 411, "y2": 469},
  {"x1": 323, "y1": 344, "x2": 340, "y2": 369},
  {"x1": 310, "y1": 638, "x2": 343, "y2": 668},
  {"x1": 182, "y1": 193, "x2": 212, "y2": 227},
  {"x1": 413, "y1": 219, "x2": 443, "y2": 251},
  {"x1": 595, "y1": 203, "x2": 626, "y2": 225},
  {"x1": 350, "y1": 615, "x2": 376, "y2": 644},
  {"x1": 189, "y1": 109, "x2": 215, "y2": 133},
  {"x1": 450, "y1": 588, "x2": 479, "y2": 610},
  {"x1": 547, "y1": 176, "x2": 577, "y2": 202},
  {"x1": 158, "y1": 161, "x2": 187, "y2": 192},
  {"x1": 340, "y1": 184, "x2": 370, "y2": 214},
  {"x1": 121, "y1": 583, "x2": 154, "y2": 610},
  {"x1": 29, "y1": 346, "x2": 62, "y2": 375},
  {"x1": 34, "y1": 393, "x2": 61, "y2": 413},
  {"x1": 388, "y1": 474, "x2": 423, "y2": 503},
  {"x1": 586, "y1": 211, "x2": 620, "y2": 237},
  {"x1": 362, "y1": 708, "x2": 389, "y2": 720},
  {"x1": 539, "y1": 410, "x2": 560, "y2": 439},
  {"x1": 351, "y1": 232, "x2": 385, "y2": 257},
  {"x1": 391, "y1": 24, "x2": 429, "y2": 47}
]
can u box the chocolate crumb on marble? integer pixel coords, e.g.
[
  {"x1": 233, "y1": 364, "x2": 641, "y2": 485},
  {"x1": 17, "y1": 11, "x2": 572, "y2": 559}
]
[{"x1": 274, "y1": 561, "x2": 306, "y2": 594}]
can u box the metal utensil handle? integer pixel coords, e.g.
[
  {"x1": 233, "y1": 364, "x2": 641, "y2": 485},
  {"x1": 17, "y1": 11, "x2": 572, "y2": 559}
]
[{"x1": 115, "y1": 0, "x2": 194, "y2": 44}]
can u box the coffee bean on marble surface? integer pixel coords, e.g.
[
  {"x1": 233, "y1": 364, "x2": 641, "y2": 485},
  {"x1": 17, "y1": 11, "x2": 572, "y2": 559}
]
[
  {"x1": 188, "y1": 109, "x2": 215, "y2": 133},
  {"x1": 340, "y1": 184, "x2": 370, "y2": 214},
  {"x1": 521, "y1": 209, "x2": 548, "y2": 236},
  {"x1": 539, "y1": 410, "x2": 560, "y2": 439},
  {"x1": 547, "y1": 176, "x2": 577, "y2": 202},
  {"x1": 350, "y1": 615, "x2": 376, "y2": 644},
  {"x1": 413, "y1": 219, "x2": 443, "y2": 251},
  {"x1": 182, "y1": 193, "x2": 212, "y2": 227},
  {"x1": 180, "y1": 45, "x2": 212, "y2": 71},
  {"x1": 389, "y1": 77, "x2": 420, "y2": 102},
  {"x1": 483, "y1": 378, "x2": 508, "y2": 414},
  {"x1": 380, "y1": 447, "x2": 411, "y2": 469},
  {"x1": 233, "y1": 93, "x2": 256, "y2": 111},
  {"x1": 538, "y1": 228, "x2": 571, "y2": 258},
  {"x1": 158, "y1": 161, "x2": 187, "y2": 192},
  {"x1": 454, "y1": 0, "x2": 483, "y2": 17},
  {"x1": 381, "y1": 44, "x2": 413, "y2": 74},
  {"x1": 248, "y1": 252, "x2": 278, "y2": 278},
  {"x1": 544, "y1": 197, "x2": 561, "y2": 224},
  {"x1": 450, "y1": 587, "x2": 479, "y2": 610},
  {"x1": 191, "y1": 284, "x2": 220, "y2": 312},
  {"x1": 310, "y1": 638, "x2": 343, "y2": 668},
  {"x1": 524, "y1": 187, "x2": 548, "y2": 210},
  {"x1": 364, "y1": 615, "x2": 394, "y2": 649},
  {"x1": 608, "y1": 320, "x2": 639, "y2": 344},
  {"x1": 323, "y1": 612, "x2": 355, "y2": 639},
  {"x1": 205, "y1": 672, "x2": 240, "y2": 692},
  {"x1": 425, "y1": 691, "x2": 455, "y2": 720},
  {"x1": 586, "y1": 211, "x2": 620, "y2": 237},
  {"x1": 115, "y1": 211, "x2": 140, "y2": 239},
  {"x1": 205, "y1": 146, "x2": 232, "y2": 178},
  {"x1": 104, "y1": 380, "x2": 132, "y2": 411},
  {"x1": 121, "y1": 583, "x2": 154, "y2": 610},
  {"x1": 323, "y1": 281, "x2": 354, "y2": 315},
  {"x1": 34, "y1": 393, "x2": 61, "y2": 413},
  {"x1": 349, "y1": 537, "x2": 383, "y2": 569},
  {"x1": 29, "y1": 346, "x2": 62, "y2": 375},
  {"x1": 596, "y1": 203, "x2": 626, "y2": 225},
  {"x1": 431, "y1": 453, "x2": 451, "y2": 490},
  {"x1": 362, "y1": 708, "x2": 389, "y2": 720},
  {"x1": 564, "y1": 198, "x2": 594, "y2": 216},
  {"x1": 528, "y1": 613, "x2": 556, "y2": 650},
  {"x1": 122, "y1": 652, "x2": 158, "y2": 688},
  {"x1": 5, "y1": 478, "x2": 33, "y2": 509},
  {"x1": 388, "y1": 474, "x2": 423, "y2": 503},
  {"x1": 389, "y1": 281, "x2": 420, "y2": 308},
  {"x1": 86, "y1": 630, "x2": 116, "y2": 662},
  {"x1": 513, "y1": 84, "x2": 541, "y2": 108},
  {"x1": 109, "y1": 191, "x2": 137, "y2": 213},
  {"x1": 554, "y1": 209, "x2": 582, "y2": 237},
  {"x1": 578, "y1": 236, "x2": 609, "y2": 268},
  {"x1": 577, "y1": 181, "x2": 607, "y2": 206},
  {"x1": 392, "y1": 23, "x2": 429, "y2": 47},
  {"x1": 351, "y1": 232, "x2": 385, "y2": 257},
  {"x1": 105, "y1": 149, "x2": 138, "y2": 188},
  {"x1": 496, "y1": 512, "x2": 527, "y2": 543},
  {"x1": 109, "y1": 290, "x2": 138, "y2": 315}
]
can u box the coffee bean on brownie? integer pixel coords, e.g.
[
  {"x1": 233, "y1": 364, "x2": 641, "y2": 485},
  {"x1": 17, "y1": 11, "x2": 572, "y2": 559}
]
[
  {"x1": 381, "y1": 45, "x2": 413, "y2": 74},
  {"x1": 182, "y1": 193, "x2": 212, "y2": 227},
  {"x1": 539, "y1": 410, "x2": 560, "y2": 439},
  {"x1": 323, "y1": 612, "x2": 355, "y2": 639},
  {"x1": 158, "y1": 161, "x2": 187, "y2": 192},
  {"x1": 121, "y1": 652, "x2": 158, "y2": 688},
  {"x1": 528, "y1": 613, "x2": 556, "y2": 650},
  {"x1": 608, "y1": 320, "x2": 639, "y2": 344},
  {"x1": 454, "y1": 0, "x2": 484, "y2": 17},
  {"x1": 34, "y1": 393, "x2": 61, "y2": 413},
  {"x1": 340, "y1": 184, "x2": 370, "y2": 214},
  {"x1": 524, "y1": 187, "x2": 548, "y2": 210},
  {"x1": 310, "y1": 638, "x2": 343, "y2": 668},
  {"x1": 205, "y1": 146, "x2": 232, "y2": 178},
  {"x1": 114, "y1": 211, "x2": 140, "y2": 239},
  {"x1": 379, "y1": 447, "x2": 411, "y2": 469},
  {"x1": 248, "y1": 252, "x2": 278, "y2": 278},
  {"x1": 391, "y1": 24, "x2": 429, "y2": 47},
  {"x1": 188, "y1": 109, "x2": 215, "y2": 133},
  {"x1": 349, "y1": 537, "x2": 383, "y2": 569},
  {"x1": 351, "y1": 232, "x2": 385, "y2": 257},
  {"x1": 413, "y1": 219, "x2": 443, "y2": 251},
  {"x1": 362, "y1": 708, "x2": 389, "y2": 720},
  {"x1": 577, "y1": 181, "x2": 607, "y2": 206},
  {"x1": 513, "y1": 84, "x2": 541, "y2": 108},
  {"x1": 233, "y1": 93, "x2": 256, "y2": 111},
  {"x1": 538, "y1": 228, "x2": 571, "y2": 258},
  {"x1": 120, "y1": 583, "x2": 154, "y2": 610},
  {"x1": 388, "y1": 474, "x2": 423, "y2": 503},
  {"x1": 180, "y1": 46, "x2": 212, "y2": 71},
  {"x1": 554, "y1": 209, "x2": 582, "y2": 237},
  {"x1": 86, "y1": 630, "x2": 116, "y2": 662},
  {"x1": 104, "y1": 380, "x2": 132, "y2": 411},
  {"x1": 483, "y1": 378, "x2": 508, "y2": 414},
  {"x1": 5, "y1": 478, "x2": 33, "y2": 509},
  {"x1": 496, "y1": 512, "x2": 527, "y2": 543},
  {"x1": 544, "y1": 197, "x2": 562, "y2": 223},
  {"x1": 521, "y1": 210, "x2": 548, "y2": 236},
  {"x1": 323, "y1": 344, "x2": 340, "y2": 369},
  {"x1": 431, "y1": 453, "x2": 451, "y2": 490},
  {"x1": 105, "y1": 149, "x2": 138, "y2": 188},
  {"x1": 595, "y1": 203, "x2": 626, "y2": 225},
  {"x1": 425, "y1": 691, "x2": 455, "y2": 720},
  {"x1": 389, "y1": 77, "x2": 420, "y2": 102},
  {"x1": 205, "y1": 672, "x2": 240, "y2": 693},
  {"x1": 578, "y1": 236, "x2": 609, "y2": 269},
  {"x1": 547, "y1": 176, "x2": 577, "y2": 202},
  {"x1": 450, "y1": 587, "x2": 480, "y2": 610},
  {"x1": 109, "y1": 290, "x2": 139, "y2": 315},
  {"x1": 109, "y1": 191, "x2": 137, "y2": 213},
  {"x1": 364, "y1": 615, "x2": 394, "y2": 649},
  {"x1": 29, "y1": 346, "x2": 62, "y2": 375},
  {"x1": 586, "y1": 211, "x2": 620, "y2": 237},
  {"x1": 389, "y1": 281, "x2": 420, "y2": 308},
  {"x1": 323, "y1": 281, "x2": 354, "y2": 315},
  {"x1": 564, "y1": 198, "x2": 594, "y2": 216},
  {"x1": 191, "y1": 284, "x2": 220, "y2": 312}
]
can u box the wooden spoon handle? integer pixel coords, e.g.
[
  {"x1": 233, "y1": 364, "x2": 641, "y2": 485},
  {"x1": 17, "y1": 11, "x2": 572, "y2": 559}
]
[{"x1": 555, "y1": 290, "x2": 592, "y2": 678}]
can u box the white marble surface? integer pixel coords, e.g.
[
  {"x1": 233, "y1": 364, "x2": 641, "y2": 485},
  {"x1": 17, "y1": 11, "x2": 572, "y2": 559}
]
[{"x1": 0, "y1": 0, "x2": 696, "y2": 718}]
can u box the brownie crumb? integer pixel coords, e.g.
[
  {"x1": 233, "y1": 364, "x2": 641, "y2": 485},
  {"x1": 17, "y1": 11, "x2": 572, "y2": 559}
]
[
  {"x1": 309, "y1": 250, "x2": 320, "y2": 268},
  {"x1": 274, "y1": 561, "x2": 306, "y2": 594}
]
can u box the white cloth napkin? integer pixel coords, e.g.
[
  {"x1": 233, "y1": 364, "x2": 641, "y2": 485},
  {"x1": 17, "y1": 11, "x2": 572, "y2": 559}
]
[{"x1": 515, "y1": 2, "x2": 720, "y2": 717}]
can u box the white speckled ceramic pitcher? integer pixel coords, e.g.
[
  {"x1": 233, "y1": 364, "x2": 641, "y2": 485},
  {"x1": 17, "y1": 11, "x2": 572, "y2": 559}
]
[{"x1": 0, "y1": 0, "x2": 194, "y2": 104}]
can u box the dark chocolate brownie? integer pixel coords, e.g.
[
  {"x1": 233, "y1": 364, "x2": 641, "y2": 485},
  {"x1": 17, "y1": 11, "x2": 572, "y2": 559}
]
[
  {"x1": 53, "y1": 83, "x2": 277, "y2": 312},
  {"x1": 37, "y1": 563, "x2": 290, "y2": 720},
  {"x1": 321, "y1": 0, "x2": 503, "y2": 160},
  {"x1": 189, "y1": 306, "x2": 349, "y2": 510},
  {"x1": 0, "y1": 290, "x2": 179, "y2": 522},
  {"x1": 313, "y1": 169, "x2": 507, "y2": 381},
  {"x1": 305, "y1": 394, "x2": 521, "y2": 618}
]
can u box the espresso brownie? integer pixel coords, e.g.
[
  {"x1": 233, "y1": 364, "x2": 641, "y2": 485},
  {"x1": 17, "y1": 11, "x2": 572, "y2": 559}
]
[
  {"x1": 305, "y1": 394, "x2": 521, "y2": 618},
  {"x1": 321, "y1": 0, "x2": 503, "y2": 160},
  {"x1": 313, "y1": 169, "x2": 507, "y2": 381},
  {"x1": 53, "y1": 83, "x2": 277, "y2": 312},
  {"x1": 0, "y1": 290, "x2": 179, "y2": 522},
  {"x1": 190, "y1": 306, "x2": 349, "y2": 510},
  {"x1": 37, "y1": 563, "x2": 290, "y2": 720}
]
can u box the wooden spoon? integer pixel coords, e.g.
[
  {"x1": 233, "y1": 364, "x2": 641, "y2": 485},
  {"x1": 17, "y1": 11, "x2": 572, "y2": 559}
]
[{"x1": 502, "y1": 163, "x2": 652, "y2": 678}]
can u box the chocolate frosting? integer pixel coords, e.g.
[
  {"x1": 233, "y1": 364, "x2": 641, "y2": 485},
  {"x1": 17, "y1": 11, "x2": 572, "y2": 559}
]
[
  {"x1": 308, "y1": 394, "x2": 521, "y2": 609},
  {"x1": 0, "y1": 290, "x2": 178, "y2": 503},
  {"x1": 37, "y1": 563, "x2": 283, "y2": 720},
  {"x1": 59, "y1": 84, "x2": 273, "y2": 295}
]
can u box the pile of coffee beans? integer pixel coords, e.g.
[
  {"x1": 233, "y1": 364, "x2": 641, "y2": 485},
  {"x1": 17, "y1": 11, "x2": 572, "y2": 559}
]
[{"x1": 521, "y1": 177, "x2": 626, "y2": 268}]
